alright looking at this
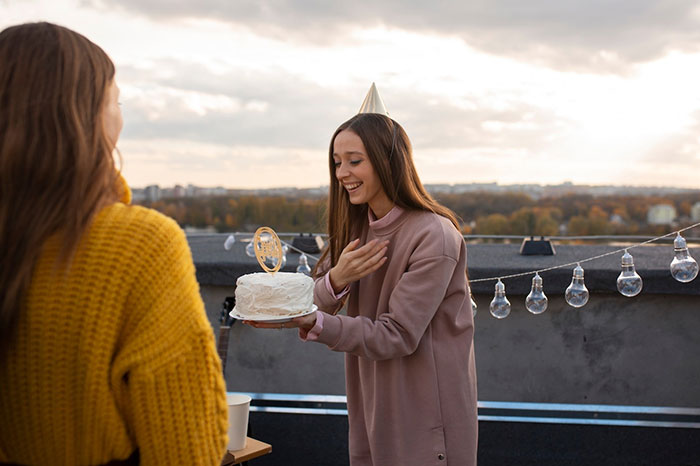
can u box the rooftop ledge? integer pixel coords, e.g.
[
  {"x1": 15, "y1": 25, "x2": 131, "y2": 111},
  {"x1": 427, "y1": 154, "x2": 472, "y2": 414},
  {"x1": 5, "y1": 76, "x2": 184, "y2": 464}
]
[{"x1": 187, "y1": 234, "x2": 700, "y2": 296}]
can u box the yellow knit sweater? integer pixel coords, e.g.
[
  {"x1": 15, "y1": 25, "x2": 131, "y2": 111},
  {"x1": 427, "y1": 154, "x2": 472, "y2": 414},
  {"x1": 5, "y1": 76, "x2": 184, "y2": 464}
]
[{"x1": 0, "y1": 182, "x2": 228, "y2": 465}]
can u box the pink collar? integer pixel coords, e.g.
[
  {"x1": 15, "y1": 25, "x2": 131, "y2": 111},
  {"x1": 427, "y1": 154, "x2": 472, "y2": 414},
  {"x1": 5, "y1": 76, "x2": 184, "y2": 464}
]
[{"x1": 368, "y1": 205, "x2": 404, "y2": 230}]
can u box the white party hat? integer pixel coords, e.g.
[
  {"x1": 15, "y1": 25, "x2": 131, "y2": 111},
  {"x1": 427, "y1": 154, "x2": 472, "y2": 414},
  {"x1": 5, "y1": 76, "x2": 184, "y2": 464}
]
[{"x1": 358, "y1": 82, "x2": 389, "y2": 116}]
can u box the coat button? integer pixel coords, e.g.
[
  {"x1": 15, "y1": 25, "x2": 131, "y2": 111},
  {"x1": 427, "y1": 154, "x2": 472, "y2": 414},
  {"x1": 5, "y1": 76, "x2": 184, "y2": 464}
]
[{"x1": 438, "y1": 453, "x2": 445, "y2": 460}]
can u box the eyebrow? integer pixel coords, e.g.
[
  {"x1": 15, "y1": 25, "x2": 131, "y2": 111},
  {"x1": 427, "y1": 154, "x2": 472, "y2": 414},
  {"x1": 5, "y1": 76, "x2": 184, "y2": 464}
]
[{"x1": 333, "y1": 150, "x2": 365, "y2": 157}]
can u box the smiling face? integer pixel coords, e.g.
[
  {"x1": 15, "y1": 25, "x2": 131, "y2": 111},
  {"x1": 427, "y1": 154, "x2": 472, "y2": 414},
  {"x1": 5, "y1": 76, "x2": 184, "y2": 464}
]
[{"x1": 333, "y1": 129, "x2": 393, "y2": 218}]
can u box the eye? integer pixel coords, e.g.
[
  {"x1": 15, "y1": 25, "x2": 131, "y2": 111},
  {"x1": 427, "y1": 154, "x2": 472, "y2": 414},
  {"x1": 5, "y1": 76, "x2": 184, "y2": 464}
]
[
  {"x1": 350, "y1": 160, "x2": 361, "y2": 166},
  {"x1": 333, "y1": 161, "x2": 341, "y2": 168}
]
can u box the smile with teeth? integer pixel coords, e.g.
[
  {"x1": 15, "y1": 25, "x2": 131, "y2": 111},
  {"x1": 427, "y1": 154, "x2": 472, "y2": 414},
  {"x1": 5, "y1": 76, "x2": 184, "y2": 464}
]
[{"x1": 344, "y1": 182, "x2": 362, "y2": 192}]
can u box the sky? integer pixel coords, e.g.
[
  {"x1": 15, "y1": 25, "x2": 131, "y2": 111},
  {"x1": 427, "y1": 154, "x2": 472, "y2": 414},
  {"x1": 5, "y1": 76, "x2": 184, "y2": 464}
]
[{"x1": 3, "y1": 0, "x2": 700, "y2": 189}]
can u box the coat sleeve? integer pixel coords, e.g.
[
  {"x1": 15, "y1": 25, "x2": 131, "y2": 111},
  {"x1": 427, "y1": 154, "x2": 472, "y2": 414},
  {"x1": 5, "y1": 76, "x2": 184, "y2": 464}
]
[
  {"x1": 315, "y1": 253, "x2": 459, "y2": 360},
  {"x1": 110, "y1": 216, "x2": 228, "y2": 465},
  {"x1": 312, "y1": 257, "x2": 346, "y2": 315}
]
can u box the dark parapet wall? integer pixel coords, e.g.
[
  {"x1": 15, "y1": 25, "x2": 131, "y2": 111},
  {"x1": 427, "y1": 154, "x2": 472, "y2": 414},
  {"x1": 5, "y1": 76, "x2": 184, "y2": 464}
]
[{"x1": 192, "y1": 234, "x2": 700, "y2": 408}]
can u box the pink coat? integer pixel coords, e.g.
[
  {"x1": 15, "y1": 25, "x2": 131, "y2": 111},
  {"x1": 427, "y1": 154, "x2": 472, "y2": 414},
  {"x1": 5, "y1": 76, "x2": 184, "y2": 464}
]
[{"x1": 313, "y1": 207, "x2": 478, "y2": 466}]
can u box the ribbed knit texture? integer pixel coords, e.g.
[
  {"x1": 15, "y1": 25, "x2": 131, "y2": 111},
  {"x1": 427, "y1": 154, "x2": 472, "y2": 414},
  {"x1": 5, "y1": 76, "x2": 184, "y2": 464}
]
[{"x1": 0, "y1": 182, "x2": 228, "y2": 465}]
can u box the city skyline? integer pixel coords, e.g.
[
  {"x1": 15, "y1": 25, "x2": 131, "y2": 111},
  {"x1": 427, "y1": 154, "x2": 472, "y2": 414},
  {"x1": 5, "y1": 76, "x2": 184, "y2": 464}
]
[
  {"x1": 3, "y1": 0, "x2": 700, "y2": 189},
  {"x1": 132, "y1": 179, "x2": 700, "y2": 199}
]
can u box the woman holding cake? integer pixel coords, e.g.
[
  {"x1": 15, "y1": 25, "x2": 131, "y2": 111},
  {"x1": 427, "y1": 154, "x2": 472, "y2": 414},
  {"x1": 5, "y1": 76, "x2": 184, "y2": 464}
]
[
  {"x1": 0, "y1": 23, "x2": 228, "y2": 465},
  {"x1": 247, "y1": 86, "x2": 478, "y2": 465}
]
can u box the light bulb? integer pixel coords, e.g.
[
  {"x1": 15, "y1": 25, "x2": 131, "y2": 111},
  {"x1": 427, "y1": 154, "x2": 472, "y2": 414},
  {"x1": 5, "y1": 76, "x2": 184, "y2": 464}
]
[
  {"x1": 470, "y1": 294, "x2": 477, "y2": 318},
  {"x1": 670, "y1": 233, "x2": 699, "y2": 283},
  {"x1": 489, "y1": 279, "x2": 511, "y2": 319},
  {"x1": 565, "y1": 263, "x2": 589, "y2": 308},
  {"x1": 296, "y1": 254, "x2": 312, "y2": 275},
  {"x1": 616, "y1": 249, "x2": 643, "y2": 297},
  {"x1": 525, "y1": 272, "x2": 548, "y2": 314},
  {"x1": 245, "y1": 241, "x2": 255, "y2": 257},
  {"x1": 223, "y1": 234, "x2": 236, "y2": 250},
  {"x1": 267, "y1": 253, "x2": 287, "y2": 270}
]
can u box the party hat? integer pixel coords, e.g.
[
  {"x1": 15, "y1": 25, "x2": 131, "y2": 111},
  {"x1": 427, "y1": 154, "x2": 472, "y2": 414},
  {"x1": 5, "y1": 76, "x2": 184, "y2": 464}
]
[{"x1": 358, "y1": 82, "x2": 389, "y2": 116}]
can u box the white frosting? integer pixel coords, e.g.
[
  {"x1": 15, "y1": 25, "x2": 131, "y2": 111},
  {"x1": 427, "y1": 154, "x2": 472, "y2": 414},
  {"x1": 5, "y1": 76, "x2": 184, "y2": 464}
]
[{"x1": 235, "y1": 272, "x2": 314, "y2": 317}]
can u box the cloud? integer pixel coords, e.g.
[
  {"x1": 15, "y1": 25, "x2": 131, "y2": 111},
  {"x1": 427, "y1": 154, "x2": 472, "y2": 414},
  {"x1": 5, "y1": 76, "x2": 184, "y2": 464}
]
[
  {"x1": 117, "y1": 59, "x2": 566, "y2": 159},
  {"x1": 397, "y1": 91, "x2": 567, "y2": 152},
  {"x1": 642, "y1": 109, "x2": 700, "y2": 166},
  {"x1": 118, "y1": 61, "x2": 350, "y2": 147},
  {"x1": 86, "y1": 0, "x2": 700, "y2": 72},
  {"x1": 114, "y1": 58, "x2": 572, "y2": 186}
]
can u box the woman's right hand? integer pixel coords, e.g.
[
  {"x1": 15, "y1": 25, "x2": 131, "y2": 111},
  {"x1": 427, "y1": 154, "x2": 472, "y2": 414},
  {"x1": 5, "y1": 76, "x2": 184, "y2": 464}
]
[{"x1": 328, "y1": 239, "x2": 389, "y2": 293}]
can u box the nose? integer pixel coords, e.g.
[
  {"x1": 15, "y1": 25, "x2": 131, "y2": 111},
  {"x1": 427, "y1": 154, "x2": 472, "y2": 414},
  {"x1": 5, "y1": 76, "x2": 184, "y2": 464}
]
[{"x1": 336, "y1": 161, "x2": 349, "y2": 180}]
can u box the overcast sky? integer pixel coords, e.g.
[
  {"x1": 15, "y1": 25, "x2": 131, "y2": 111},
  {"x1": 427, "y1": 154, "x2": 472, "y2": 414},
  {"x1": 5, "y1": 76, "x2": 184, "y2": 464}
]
[{"x1": 3, "y1": 0, "x2": 700, "y2": 188}]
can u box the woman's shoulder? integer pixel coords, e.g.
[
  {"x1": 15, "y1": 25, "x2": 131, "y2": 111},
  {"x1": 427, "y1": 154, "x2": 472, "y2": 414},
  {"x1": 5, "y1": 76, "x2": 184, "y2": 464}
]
[
  {"x1": 405, "y1": 209, "x2": 461, "y2": 236},
  {"x1": 94, "y1": 203, "x2": 187, "y2": 250},
  {"x1": 403, "y1": 210, "x2": 464, "y2": 258}
]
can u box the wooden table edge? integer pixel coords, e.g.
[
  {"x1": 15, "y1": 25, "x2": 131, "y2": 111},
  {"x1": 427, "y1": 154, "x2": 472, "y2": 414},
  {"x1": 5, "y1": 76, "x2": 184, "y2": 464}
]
[{"x1": 222, "y1": 437, "x2": 272, "y2": 464}]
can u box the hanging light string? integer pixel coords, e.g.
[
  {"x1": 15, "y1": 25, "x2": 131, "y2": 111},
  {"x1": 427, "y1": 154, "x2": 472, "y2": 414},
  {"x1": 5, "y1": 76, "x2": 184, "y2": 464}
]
[
  {"x1": 226, "y1": 222, "x2": 700, "y2": 280},
  {"x1": 225, "y1": 233, "x2": 321, "y2": 262},
  {"x1": 225, "y1": 224, "x2": 699, "y2": 318},
  {"x1": 279, "y1": 240, "x2": 320, "y2": 263},
  {"x1": 469, "y1": 221, "x2": 700, "y2": 284}
]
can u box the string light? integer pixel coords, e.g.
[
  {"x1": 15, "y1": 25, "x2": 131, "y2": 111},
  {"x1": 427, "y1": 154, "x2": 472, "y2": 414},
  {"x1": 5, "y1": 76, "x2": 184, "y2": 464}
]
[
  {"x1": 273, "y1": 244, "x2": 289, "y2": 269},
  {"x1": 565, "y1": 263, "x2": 589, "y2": 308},
  {"x1": 267, "y1": 254, "x2": 286, "y2": 270},
  {"x1": 225, "y1": 222, "x2": 700, "y2": 319},
  {"x1": 616, "y1": 250, "x2": 643, "y2": 297},
  {"x1": 525, "y1": 272, "x2": 548, "y2": 314},
  {"x1": 469, "y1": 222, "x2": 700, "y2": 286},
  {"x1": 227, "y1": 233, "x2": 322, "y2": 269},
  {"x1": 670, "y1": 233, "x2": 699, "y2": 283},
  {"x1": 245, "y1": 241, "x2": 255, "y2": 257},
  {"x1": 224, "y1": 234, "x2": 236, "y2": 250},
  {"x1": 489, "y1": 279, "x2": 511, "y2": 319},
  {"x1": 296, "y1": 254, "x2": 312, "y2": 275}
]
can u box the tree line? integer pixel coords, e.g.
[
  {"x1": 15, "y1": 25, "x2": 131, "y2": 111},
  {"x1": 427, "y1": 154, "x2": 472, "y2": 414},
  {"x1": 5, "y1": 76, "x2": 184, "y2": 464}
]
[
  {"x1": 142, "y1": 196, "x2": 326, "y2": 233},
  {"x1": 136, "y1": 191, "x2": 700, "y2": 237}
]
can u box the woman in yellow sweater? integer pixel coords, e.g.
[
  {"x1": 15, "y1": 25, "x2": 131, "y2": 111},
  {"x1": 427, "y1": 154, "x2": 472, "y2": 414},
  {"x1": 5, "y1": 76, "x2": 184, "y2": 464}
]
[{"x1": 0, "y1": 23, "x2": 228, "y2": 465}]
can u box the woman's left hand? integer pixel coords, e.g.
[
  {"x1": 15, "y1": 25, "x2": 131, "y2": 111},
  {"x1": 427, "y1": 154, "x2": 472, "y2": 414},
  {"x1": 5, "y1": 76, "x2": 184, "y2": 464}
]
[{"x1": 244, "y1": 312, "x2": 317, "y2": 330}]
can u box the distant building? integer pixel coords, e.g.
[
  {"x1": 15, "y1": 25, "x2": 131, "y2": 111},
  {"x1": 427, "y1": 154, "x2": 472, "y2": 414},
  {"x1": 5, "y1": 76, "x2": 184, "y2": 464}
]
[
  {"x1": 186, "y1": 184, "x2": 198, "y2": 197},
  {"x1": 647, "y1": 204, "x2": 676, "y2": 225},
  {"x1": 144, "y1": 185, "x2": 161, "y2": 203},
  {"x1": 173, "y1": 185, "x2": 186, "y2": 198},
  {"x1": 610, "y1": 214, "x2": 625, "y2": 225},
  {"x1": 130, "y1": 188, "x2": 146, "y2": 203},
  {"x1": 691, "y1": 202, "x2": 700, "y2": 222},
  {"x1": 211, "y1": 187, "x2": 228, "y2": 196}
]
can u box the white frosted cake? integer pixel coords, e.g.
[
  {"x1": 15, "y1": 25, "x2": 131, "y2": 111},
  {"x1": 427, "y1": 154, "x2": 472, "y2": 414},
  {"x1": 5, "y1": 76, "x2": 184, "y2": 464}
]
[{"x1": 235, "y1": 272, "x2": 314, "y2": 318}]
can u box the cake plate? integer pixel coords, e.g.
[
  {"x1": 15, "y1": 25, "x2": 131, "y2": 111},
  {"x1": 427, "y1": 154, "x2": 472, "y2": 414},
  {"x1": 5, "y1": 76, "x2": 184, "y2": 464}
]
[{"x1": 229, "y1": 305, "x2": 317, "y2": 323}]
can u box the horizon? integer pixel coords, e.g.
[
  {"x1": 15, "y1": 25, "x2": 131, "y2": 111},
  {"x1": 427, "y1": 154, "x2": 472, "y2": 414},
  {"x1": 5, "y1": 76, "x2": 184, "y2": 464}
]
[
  {"x1": 4, "y1": 1, "x2": 700, "y2": 190},
  {"x1": 130, "y1": 180, "x2": 700, "y2": 192}
]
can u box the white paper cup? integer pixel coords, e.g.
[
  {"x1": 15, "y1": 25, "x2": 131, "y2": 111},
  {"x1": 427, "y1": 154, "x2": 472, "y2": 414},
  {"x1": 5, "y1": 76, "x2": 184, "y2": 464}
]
[{"x1": 226, "y1": 393, "x2": 251, "y2": 451}]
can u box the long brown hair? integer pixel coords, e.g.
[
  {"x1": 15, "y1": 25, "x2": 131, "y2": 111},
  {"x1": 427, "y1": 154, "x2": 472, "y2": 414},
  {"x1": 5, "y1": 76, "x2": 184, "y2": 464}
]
[
  {"x1": 316, "y1": 113, "x2": 462, "y2": 273},
  {"x1": 0, "y1": 23, "x2": 120, "y2": 356}
]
